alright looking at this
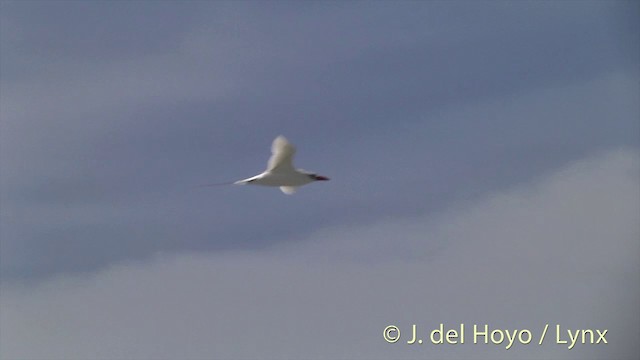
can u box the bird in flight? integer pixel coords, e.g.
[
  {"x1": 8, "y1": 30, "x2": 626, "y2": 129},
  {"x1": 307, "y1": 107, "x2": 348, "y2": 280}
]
[{"x1": 202, "y1": 136, "x2": 329, "y2": 194}]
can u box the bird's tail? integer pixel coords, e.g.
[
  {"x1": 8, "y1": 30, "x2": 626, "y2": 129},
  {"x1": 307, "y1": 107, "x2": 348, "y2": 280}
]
[{"x1": 195, "y1": 181, "x2": 236, "y2": 188}]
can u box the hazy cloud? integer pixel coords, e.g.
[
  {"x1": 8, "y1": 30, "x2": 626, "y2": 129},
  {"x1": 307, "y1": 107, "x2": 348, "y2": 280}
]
[
  {"x1": 2, "y1": 148, "x2": 637, "y2": 359},
  {"x1": 2, "y1": 1, "x2": 638, "y2": 280},
  {"x1": 1, "y1": 3, "x2": 638, "y2": 358}
]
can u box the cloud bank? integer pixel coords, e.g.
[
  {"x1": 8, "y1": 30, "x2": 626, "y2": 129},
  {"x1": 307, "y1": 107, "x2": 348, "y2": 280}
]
[{"x1": 2, "y1": 148, "x2": 638, "y2": 359}]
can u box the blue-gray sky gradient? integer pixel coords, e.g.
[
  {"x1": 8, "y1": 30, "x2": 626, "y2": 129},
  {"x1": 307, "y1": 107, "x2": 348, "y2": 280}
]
[{"x1": 1, "y1": 1, "x2": 638, "y2": 359}]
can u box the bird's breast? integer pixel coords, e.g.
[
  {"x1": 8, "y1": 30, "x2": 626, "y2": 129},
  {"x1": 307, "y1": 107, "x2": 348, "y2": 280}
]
[{"x1": 253, "y1": 172, "x2": 314, "y2": 186}]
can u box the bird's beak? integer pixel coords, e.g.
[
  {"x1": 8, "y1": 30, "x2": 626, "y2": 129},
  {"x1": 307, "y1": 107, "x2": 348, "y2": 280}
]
[{"x1": 315, "y1": 175, "x2": 330, "y2": 181}]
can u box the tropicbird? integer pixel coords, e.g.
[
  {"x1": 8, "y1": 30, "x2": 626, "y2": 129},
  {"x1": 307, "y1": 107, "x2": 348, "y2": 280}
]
[{"x1": 208, "y1": 135, "x2": 329, "y2": 194}]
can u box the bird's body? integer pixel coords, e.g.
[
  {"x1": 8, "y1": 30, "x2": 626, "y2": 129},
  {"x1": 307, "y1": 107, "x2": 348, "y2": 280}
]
[
  {"x1": 232, "y1": 136, "x2": 329, "y2": 194},
  {"x1": 236, "y1": 172, "x2": 317, "y2": 187}
]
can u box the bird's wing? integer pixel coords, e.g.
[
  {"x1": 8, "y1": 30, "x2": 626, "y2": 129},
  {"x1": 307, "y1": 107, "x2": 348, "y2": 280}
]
[
  {"x1": 267, "y1": 135, "x2": 296, "y2": 172},
  {"x1": 280, "y1": 186, "x2": 297, "y2": 195}
]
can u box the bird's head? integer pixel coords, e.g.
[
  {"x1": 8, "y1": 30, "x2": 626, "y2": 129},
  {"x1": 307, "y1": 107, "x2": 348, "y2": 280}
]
[{"x1": 309, "y1": 174, "x2": 330, "y2": 181}]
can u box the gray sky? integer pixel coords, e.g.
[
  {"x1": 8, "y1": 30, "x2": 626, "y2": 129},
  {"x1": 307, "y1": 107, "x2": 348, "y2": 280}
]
[{"x1": 1, "y1": 1, "x2": 638, "y2": 359}]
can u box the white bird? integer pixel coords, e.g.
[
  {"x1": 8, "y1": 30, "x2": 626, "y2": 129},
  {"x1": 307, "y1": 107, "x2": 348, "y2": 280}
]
[{"x1": 231, "y1": 135, "x2": 329, "y2": 194}]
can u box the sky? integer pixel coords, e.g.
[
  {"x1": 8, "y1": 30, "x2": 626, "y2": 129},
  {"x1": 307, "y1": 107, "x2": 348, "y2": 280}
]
[{"x1": 0, "y1": 1, "x2": 639, "y2": 359}]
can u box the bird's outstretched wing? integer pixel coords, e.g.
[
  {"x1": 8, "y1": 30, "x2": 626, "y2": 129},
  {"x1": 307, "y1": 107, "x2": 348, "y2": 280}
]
[
  {"x1": 280, "y1": 186, "x2": 297, "y2": 195},
  {"x1": 267, "y1": 135, "x2": 296, "y2": 172}
]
